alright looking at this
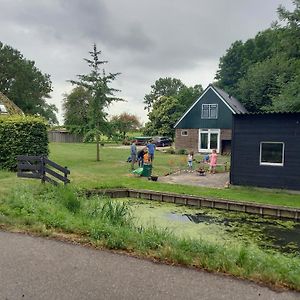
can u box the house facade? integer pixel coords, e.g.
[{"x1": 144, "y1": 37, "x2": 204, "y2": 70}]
[
  {"x1": 230, "y1": 113, "x2": 300, "y2": 191},
  {"x1": 174, "y1": 84, "x2": 247, "y2": 153}
]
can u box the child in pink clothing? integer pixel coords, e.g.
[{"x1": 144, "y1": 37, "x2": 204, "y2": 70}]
[{"x1": 209, "y1": 149, "x2": 218, "y2": 174}]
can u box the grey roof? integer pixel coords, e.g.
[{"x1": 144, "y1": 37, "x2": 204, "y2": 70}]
[{"x1": 211, "y1": 85, "x2": 248, "y2": 114}]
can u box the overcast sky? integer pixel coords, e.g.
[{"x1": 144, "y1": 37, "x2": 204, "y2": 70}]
[{"x1": 0, "y1": 0, "x2": 294, "y2": 124}]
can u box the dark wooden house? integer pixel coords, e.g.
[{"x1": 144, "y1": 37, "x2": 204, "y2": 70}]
[
  {"x1": 230, "y1": 112, "x2": 300, "y2": 191},
  {"x1": 174, "y1": 84, "x2": 247, "y2": 154}
]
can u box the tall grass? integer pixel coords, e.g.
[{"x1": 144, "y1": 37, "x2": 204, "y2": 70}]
[{"x1": 0, "y1": 185, "x2": 300, "y2": 290}]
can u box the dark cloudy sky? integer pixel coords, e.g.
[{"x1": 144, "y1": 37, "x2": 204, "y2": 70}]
[{"x1": 0, "y1": 0, "x2": 293, "y2": 124}]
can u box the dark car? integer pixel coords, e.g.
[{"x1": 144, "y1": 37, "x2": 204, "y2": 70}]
[
  {"x1": 153, "y1": 136, "x2": 172, "y2": 147},
  {"x1": 134, "y1": 137, "x2": 152, "y2": 146}
]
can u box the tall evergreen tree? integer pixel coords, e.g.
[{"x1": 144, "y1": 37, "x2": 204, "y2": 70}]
[{"x1": 70, "y1": 44, "x2": 122, "y2": 161}]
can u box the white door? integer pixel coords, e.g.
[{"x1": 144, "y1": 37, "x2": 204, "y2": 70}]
[{"x1": 199, "y1": 129, "x2": 220, "y2": 153}]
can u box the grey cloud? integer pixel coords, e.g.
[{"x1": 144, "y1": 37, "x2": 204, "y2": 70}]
[{"x1": 0, "y1": 0, "x2": 294, "y2": 123}]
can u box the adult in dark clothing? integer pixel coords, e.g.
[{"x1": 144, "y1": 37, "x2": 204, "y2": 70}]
[{"x1": 137, "y1": 148, "x2": 145, "y2": 167}]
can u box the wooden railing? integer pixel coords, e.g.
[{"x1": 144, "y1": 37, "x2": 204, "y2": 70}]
[{"x1": 17, "y1": 155, "x2": 70, "y2": 185}]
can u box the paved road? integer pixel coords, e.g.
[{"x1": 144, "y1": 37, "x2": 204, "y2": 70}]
[{"x1": 0, "y1": 231, "x2": 299, "y2": 300}]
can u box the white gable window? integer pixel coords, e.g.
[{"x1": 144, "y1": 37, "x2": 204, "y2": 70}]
[
  {"x1": 201, "y1": 104, "x2": 218, "y2": 119},
  {"x1": 0, "y1": 104, "x2": 8, "y2": 113},
  {"x1": 181, "y1": 130, "x2": 188, "y2": 136},
  {"x1": 260, "y1": 142, "x2": 284, "y2": 166}
]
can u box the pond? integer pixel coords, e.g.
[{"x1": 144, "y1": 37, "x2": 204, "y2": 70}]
[{"x1": 120, "y1": 198, "x2": 300, "y2": 255}]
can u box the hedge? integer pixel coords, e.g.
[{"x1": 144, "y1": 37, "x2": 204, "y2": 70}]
[{"x1": 0, "y1": 115, "x2": 49, "y2": 170}]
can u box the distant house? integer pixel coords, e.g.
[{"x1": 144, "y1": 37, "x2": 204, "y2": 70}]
[
  {"x1": 0, "y1": 92, "x2": 24, "y2": 115},
  {"x1": 174, "y1": 84, "x2": 247, "y2": 153},
  {"x1": 230, "y1": 112, "x2": 300, "y2": 191}
]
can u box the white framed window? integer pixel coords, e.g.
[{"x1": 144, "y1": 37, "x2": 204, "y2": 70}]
[
  {"x1": 0, "y1": 104, "x2": 8, "y2": 113},
  {"x1": 181, "y1": 130, "x2": 188, "y2": 136},
  {"x1": 199, "y1": 129, "x2": 220, "y2": 153},
  {"x1": 260, "y1": 142, "x2": 284, "y2": 166},
  {"x1": 201, "y1": 104, "x2": 218, "y2": 119}
]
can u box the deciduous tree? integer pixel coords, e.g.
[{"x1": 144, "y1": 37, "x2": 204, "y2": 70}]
[
  {"x1": 110, "y1": 113, "x2": 141, "y2": 139},
  {"x1": 0, "y1": 42, "x2": 57, "y2": 123}
]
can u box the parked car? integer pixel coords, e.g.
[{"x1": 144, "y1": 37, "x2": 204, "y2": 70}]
[{"x1": 153, "y1": 136, "x2": 172, "y2": 147}]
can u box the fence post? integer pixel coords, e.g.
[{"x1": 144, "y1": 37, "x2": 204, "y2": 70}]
[
  {"x1": 40, "y1": 156, "x2": 46, "y2": 184},
  {"x1": 64, "y1": 167, "x2": 68, "y2": 185}
]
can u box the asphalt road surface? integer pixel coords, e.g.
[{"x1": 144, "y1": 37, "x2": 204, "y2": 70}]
[{"x1": 0, "y1": 231, "x2": 299, "y2": 300}]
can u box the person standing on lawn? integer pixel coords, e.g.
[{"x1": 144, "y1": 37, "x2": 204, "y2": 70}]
[
  {"x1": 130, "y1": 140, "x2": 137, "y2": 170},
  {"x1": 187, "y1": 151, "x2": 194, "y2": 172},
  {"x1": 147, "y1": 140, "x2": 156, "y2": 163},
  {"x1": 209, "y1": 149, "x2": 218, "y2": 174},
  {"x1": 137, "y1": 148, "x2": 145, "y2": 167}
]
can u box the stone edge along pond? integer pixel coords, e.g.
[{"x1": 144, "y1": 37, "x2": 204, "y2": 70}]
[{"x1": 85, "y1": 188, "x2": 300, "y2": 221}]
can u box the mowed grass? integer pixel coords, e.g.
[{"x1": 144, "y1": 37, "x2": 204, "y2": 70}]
[{"x1": 45, "y1": 143, "x2": 300, "y2": 208}]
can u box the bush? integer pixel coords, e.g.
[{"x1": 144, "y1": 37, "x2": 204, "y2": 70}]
[
  {"x1": 176, "y1": 148, "x2": 188, "y2": 155},
  {"x1": 164, "y1": 147, "x2": 176, "y2": 154},
  {"x1": 0, "y1": 115, "x2": 49, "y2": 170}
]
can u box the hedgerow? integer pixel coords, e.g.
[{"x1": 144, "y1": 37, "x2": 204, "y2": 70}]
[{"x1": 0, "y1": 115, "x2": 49, "y2": 170}]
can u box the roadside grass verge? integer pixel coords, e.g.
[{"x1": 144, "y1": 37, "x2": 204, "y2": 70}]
[{"x1": 0, "y1": 184, "x2": 299, "y2": 291}]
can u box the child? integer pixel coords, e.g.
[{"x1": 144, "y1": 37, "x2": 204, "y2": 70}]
[
  {"x1": 209, "y1": 149, "x2": 218, "y2": 174},
  {"x1": 143, "y1": 148, "x2": 150, "y2": 165},
  {"x1": 187, "y1": 151, "x2": 194, "y2": 172}
]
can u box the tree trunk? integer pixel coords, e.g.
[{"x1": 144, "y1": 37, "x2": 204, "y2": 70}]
[{"x1": 96, "y1": 132, "x2": 100, "y2": 161}]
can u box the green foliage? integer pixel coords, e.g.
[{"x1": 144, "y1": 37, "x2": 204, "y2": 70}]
[
  {"x1": 98, "y1": 199, "x2": 132, "y2": 226},
  {"x1": 215, "y1": 1, "x2": 300, "y2": 112},
  {"x1": 0, "y1": 42, "x2": 58, "y2": 124},
  {"x1": 110, "y1": 113, "x2": 141, "y2": 140},
  {"x1": 0, "y1": 115, "x2": 49, "y2": 170},
  {"x1": 70, "y1": 44, "x2": 123, "y2": 161},
  {"x1": 144, "y1": 96, "x2": 182, "y2": 137},
  {"x1": 143, "y1": 80, "x2": 203, "y2": 137},
  {"x1": 63, "y1": 86, "x2": 91, "y2": 133},
  {"x1": 176, "y1": 148, "x2": 188, "y2": 155},
  {"x1": 237, "y1": 56, "x2": 297, "y2": 112}
]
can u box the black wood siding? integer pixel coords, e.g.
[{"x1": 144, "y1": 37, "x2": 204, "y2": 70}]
[{"x1": 230, "y1": 113, "x2": 300, "y2": 190}]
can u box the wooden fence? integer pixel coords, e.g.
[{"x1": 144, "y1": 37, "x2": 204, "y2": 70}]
[
  {"x1": 17, "y1": 155, "x2": 70, "y2": 185},
  {"x1": 48, "y1": 131, "x2": 83, "y2": 143}
]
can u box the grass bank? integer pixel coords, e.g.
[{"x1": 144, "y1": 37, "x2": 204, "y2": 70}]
[{"x1": 0, "y1": 185, "x2": 299, "y2": 291}]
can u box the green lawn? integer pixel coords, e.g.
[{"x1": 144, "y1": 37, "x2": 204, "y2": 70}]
[
  {"x1": 1, "y1": 142, "x2": 299, "y2": 208},
  {"x1": 46, "y1": 143, "x2": 300, "y2": 208}
]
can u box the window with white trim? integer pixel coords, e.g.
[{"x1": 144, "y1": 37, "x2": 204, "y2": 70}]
[
  {"x1": 260, "y1": 142, "x2": 284, "y2": 166},
  {"x1": 181, "y1": 130, "x2": 188, "y2": 136},
  {"x1": 201, "y1": 104, "x2": 218, "y2": 119},
  {"x1": 0, "y1": 104, "x2": 8, "y2": 113}
]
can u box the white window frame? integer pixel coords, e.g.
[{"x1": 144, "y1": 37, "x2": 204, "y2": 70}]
[
  {"x1": 201, "y1": 104, "x2": 218, "y2": 119},
  {"x1": 198, "y1": 129, "x2": 220, "y2": 153},
  {"x1": 181, "y1": 130, "x2": 188, "y2": 136},
  {"x1": 259, "y1": 142, "x2": 284, "y2": 167},
  {"x1": 0, "y1": 104, "x2": 8, "y2": 113}
]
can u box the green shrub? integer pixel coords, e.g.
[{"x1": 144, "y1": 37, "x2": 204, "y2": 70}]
[
  {"x1": 176, "y1": 148, "x2": 188, "y2": 155},
  {"x1": 0, "y1": 115, "x2": 49, "y2": 170},
  {"x1": 165, "y1": 147, "x2": 176, "y2": 154}
]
